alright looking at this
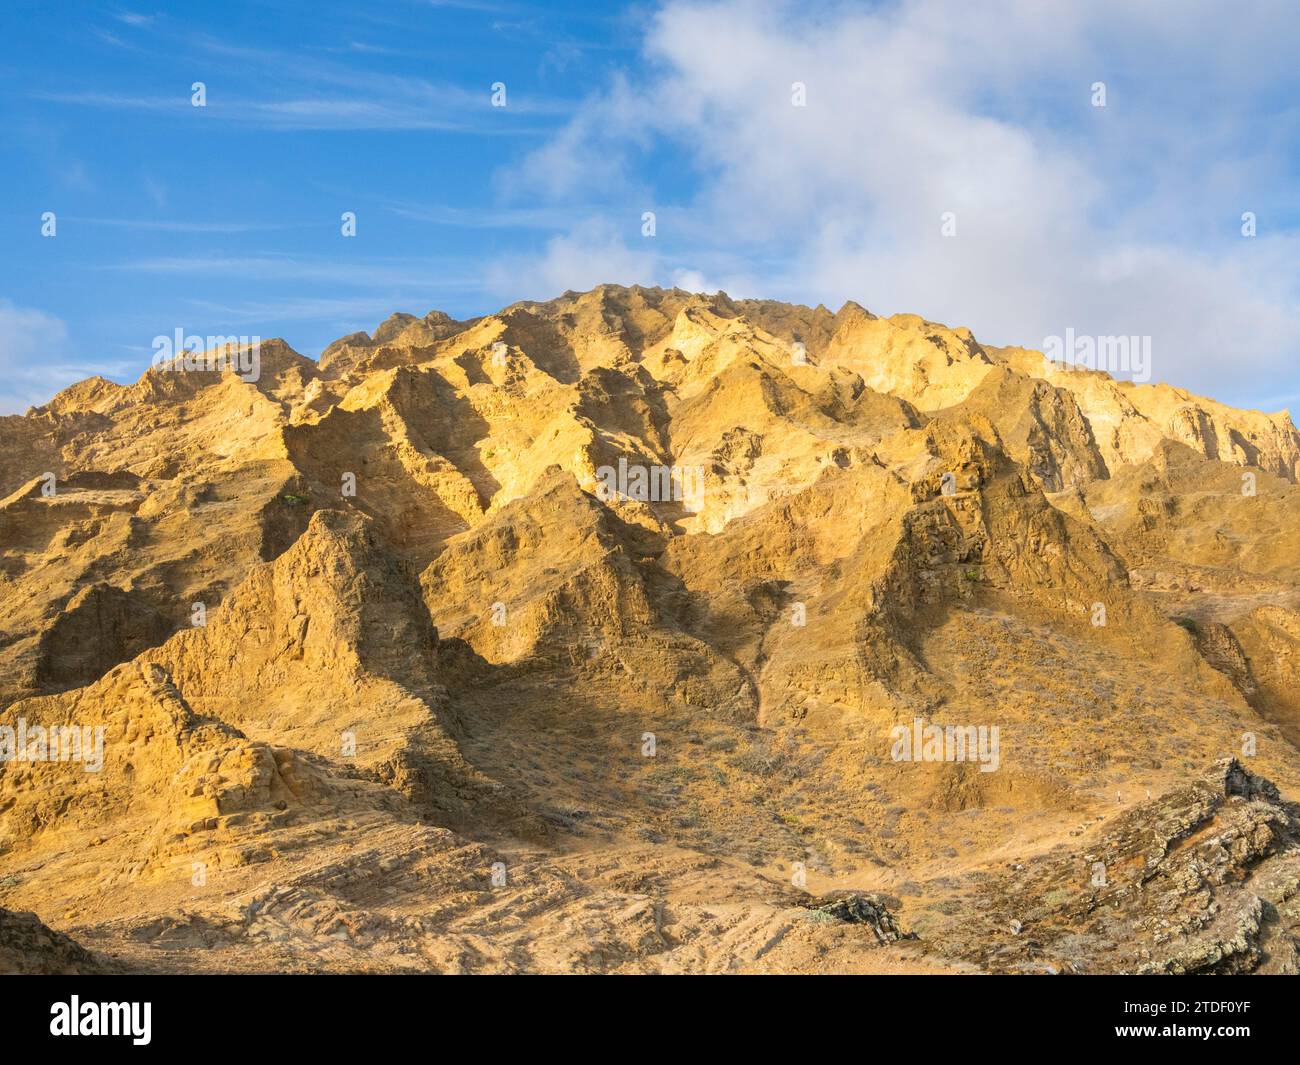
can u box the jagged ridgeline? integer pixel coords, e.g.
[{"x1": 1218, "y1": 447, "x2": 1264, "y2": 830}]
[{"x1": 2, "y1": 285, "x2": 1299, "y2": 974}]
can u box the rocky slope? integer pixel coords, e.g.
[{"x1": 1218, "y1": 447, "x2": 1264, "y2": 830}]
[
  {"x1": 0, "y1": 907, "x2": 119, "y2": 974},
  {"x1": 2, "y1": 284, "x2": 1298, "y2": 974}
]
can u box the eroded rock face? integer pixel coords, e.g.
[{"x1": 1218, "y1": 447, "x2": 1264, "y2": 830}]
[
  {"x1": 34, "y1": 582, "x2": 173, "y2": 692},
  {"x1": 2, "y1": 286, "x2": 1299, "y2": 974}
]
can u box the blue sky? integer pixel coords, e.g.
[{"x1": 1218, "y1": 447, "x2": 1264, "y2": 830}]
[{"x1": 2, "y1": 0, "x2": 1297, "y2": 414}]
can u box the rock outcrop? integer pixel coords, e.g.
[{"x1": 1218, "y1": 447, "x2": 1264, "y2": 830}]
[
  {"x1": 937, "y1": 760, "x2": 1300, "y2": 974},
  {"x1": 0, "y1": 907, "x2": 118, "y2": 974}
]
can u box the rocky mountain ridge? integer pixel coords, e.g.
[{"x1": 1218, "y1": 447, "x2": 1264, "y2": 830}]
[{"x1": 3, "y1": 284, "x2": 1298, "y2": 973}]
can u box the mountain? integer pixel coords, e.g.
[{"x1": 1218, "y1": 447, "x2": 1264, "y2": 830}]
[{"x1": 2, "y1": 284, "x2": 1299, "y2": 974}]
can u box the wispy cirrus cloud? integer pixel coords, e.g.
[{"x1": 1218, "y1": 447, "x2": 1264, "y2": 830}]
[
  {"x1": 63, "y1": 216, "x2": 304, "y2": 234},
  {"x1": 33, "y1": 23, "x2": 575, "y2": 132},
  {"x1": 30, "y1": 88, "x2": 553, "y2": 132},
  {"x1": 114, "y1": 11, "x2": 155, "y2": 27},
  {"x1": 93, "y1": 253, "x2": 483, "y2": 289},
  {"x1": 384, "y1": 199, "x2": 591, "y2": 229}
]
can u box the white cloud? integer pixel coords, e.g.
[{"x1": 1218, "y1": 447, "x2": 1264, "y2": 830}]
[
  {"x1": 485, "y1": 218, "x2": 659, "y2": 302},
  {"x1": 671, "y1": 268, "x2": 716, "y2": 293},
  {"x1": 501, "y1": 0, "x2": 1300, "y2": 408},
  {"x1": 0, "y1": 300, "x2": 96, "y2": 414}
]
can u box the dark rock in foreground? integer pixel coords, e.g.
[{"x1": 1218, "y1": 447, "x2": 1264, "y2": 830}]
[
  {"x1": 0, "y1": 907, "x2": 118, "y2": 975},
  {"x1": 937, "y1": 759, "x2": 1300, "y2": 974}
]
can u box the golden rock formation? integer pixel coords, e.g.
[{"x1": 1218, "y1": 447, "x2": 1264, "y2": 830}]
[{"x1": 3, "y1": 285, "x2": 1298, "y2": 973}]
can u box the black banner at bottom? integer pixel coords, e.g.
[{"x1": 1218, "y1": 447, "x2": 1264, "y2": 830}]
[{"x1": 0, "y1": 974, "x2": 1288, "y2": 1052}]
